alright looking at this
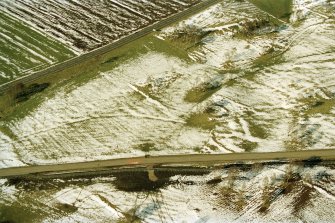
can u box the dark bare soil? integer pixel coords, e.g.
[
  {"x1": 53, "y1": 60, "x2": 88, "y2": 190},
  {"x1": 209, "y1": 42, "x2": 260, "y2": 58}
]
[{"x1": 0, "y1": 0, "x2": 201, "y2": 52}]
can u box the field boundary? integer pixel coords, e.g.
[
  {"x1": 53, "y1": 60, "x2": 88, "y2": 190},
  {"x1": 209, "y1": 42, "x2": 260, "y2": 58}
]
[{"x1": 0, "y1": 0, "x2": 223, "y2": 94}]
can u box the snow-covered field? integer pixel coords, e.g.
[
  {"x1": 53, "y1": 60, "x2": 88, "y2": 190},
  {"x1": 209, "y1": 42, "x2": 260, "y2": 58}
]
[
  {"x1": 0, "y1": 162, "x2": 334, "y2": 222},
  {"x1": 0, "y1": 0, "x2": 335, "y2": 222},
  {"x1": 0, "y1": 0, "x2": 334, "y2": 167}
]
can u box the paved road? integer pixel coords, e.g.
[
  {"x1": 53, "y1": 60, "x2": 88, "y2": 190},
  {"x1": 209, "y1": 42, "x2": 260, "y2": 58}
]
[
  {"x1": 0, "y1": 149, "x2": 334, "y2": 178},
  {"x1": 0, "y1": 0, "x2": 223, "y2": 95}
]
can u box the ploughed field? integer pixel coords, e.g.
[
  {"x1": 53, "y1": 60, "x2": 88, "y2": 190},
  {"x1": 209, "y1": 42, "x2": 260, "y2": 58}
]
[
  {"x1": 0, "y1": 0, "x2": 201, "y2": 53},
  {"x1": 0, "y1": 0, "x2": 334, "y2": 167},
  {"x1": 0, "y1": 0, "x2": 200, "y2": 84},
  {"x1": 0, "y1": 11, "x2": 74, "y2": 84}
]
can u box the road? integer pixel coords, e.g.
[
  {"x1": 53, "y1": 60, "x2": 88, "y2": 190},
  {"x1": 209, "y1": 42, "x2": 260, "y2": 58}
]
[
  {"x1": 0, "y1": 149, "x2": 334, "y2": 179},
  {"x1": 0, "y1": 0, "x2": 224, "y2": 94}
]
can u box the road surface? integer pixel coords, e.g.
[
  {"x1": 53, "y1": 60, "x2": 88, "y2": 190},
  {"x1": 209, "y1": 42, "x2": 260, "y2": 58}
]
[{"x1": 0, "y1": 149, "x2": 334, "y2": 179}]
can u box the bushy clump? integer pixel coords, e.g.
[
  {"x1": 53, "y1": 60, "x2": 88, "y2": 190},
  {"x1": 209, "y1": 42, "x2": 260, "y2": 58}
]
[
  {"x1": 235, "y1": 18, "x2": 273, "y2": 37},
  {"x1": 167, "y1": 25, "x2": 212, "y2": 46}
]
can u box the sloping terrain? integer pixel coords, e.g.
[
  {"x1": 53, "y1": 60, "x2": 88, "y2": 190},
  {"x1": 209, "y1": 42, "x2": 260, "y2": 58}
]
[
  {"x1": 0, "y1": 0, "x2": 334, "y2": 222},
  {"x1": 0, "y1": 0, "x2": 334, "y2": 166}
]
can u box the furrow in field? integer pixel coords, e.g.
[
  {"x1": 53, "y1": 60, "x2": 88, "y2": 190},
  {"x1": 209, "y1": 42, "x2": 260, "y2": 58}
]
[{"x1": 0, "y1": 0, "x2": 202, "y2": 52}]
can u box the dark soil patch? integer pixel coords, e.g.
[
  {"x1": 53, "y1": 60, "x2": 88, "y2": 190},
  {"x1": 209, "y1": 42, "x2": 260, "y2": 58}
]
[{"x1": 293, "y1": 184, "x2": 314, "y2": 213}]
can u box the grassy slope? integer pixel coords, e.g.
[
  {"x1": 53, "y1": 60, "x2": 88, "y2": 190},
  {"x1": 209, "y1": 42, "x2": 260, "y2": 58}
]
[
  {"x1": 248, "y1": 0, "x2": 293, "y2": 21},
  {"x1": 0, "y1": 11, "x2": 75, "y2": 84}
]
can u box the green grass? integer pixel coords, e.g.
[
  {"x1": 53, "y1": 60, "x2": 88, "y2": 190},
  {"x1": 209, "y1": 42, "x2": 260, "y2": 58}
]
[
  {"x1": 304, "y1": 99, "x2": 335, "y2": 116},
  {"x1": 186, "y1": 112, "x2": 218, "y2": 130},
  {"x1": 0, "y1": 200, "x2": 45, "y2": 223},
  {"x1": 249, "y1": 0, "x2": 293, "y2": 21},
  {"x1": 184, "y1": 79, "x2": 222, "y2": 103},
  {"x1": 0, "y1": 11, "x2": 75, "y2": 84},
  {"x1": 0, "y1": 33, "x2": 193, "y2": 121}
]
